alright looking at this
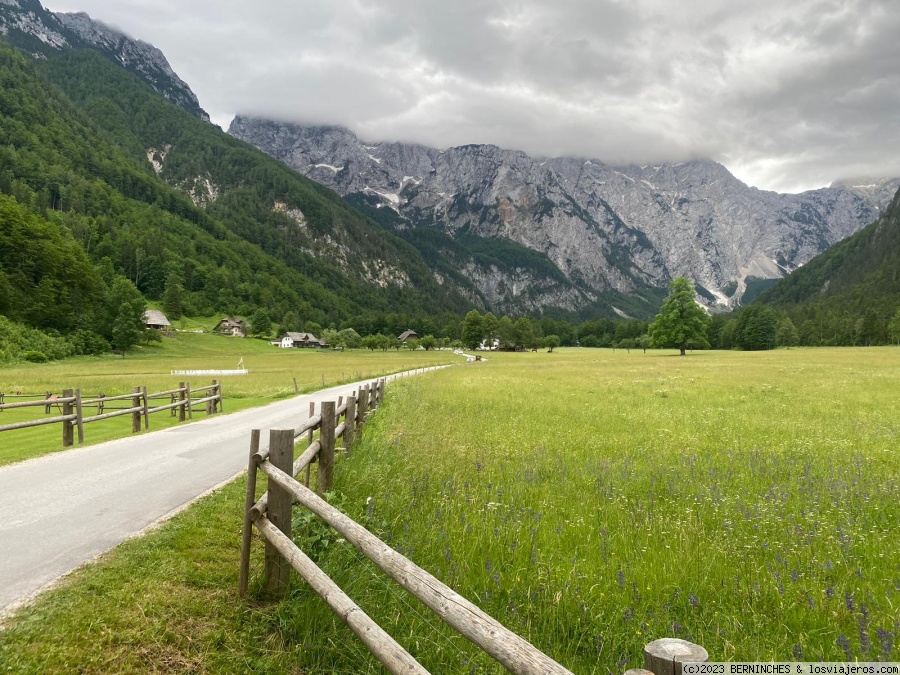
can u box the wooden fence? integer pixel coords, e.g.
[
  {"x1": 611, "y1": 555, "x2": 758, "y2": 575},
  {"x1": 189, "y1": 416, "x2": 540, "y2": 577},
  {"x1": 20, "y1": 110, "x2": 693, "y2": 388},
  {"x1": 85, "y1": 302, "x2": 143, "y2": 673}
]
[
  {"x1": 0, "y1": 381, "x2": 223, "y2": 447},
  {"x1": 239, "y1": 379, "x2": 577, "y2": 675}
]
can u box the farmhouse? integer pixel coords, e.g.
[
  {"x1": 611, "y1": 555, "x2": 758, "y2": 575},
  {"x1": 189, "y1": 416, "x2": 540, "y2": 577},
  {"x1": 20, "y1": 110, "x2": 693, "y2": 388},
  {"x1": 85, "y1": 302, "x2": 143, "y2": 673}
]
[
  {"x1": 280, "y1": 332, "x2": 328, "y2": 348},
  {"x1": 214, "y1": 317, "x2": 246, "y2": 337},
  {"x1": 142, "y1": 310, "x2": 171, "y2": 330},
  {"x1": 398, "y1": 329, "x2": 419, "y2": 342}
]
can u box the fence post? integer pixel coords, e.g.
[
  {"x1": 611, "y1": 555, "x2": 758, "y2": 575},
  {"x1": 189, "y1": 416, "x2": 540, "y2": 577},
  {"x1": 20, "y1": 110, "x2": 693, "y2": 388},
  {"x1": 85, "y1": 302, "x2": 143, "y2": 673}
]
[
  {"x1": 377, "y1": 379, "x2": 385, "y2": 406},
  {"x1": 142, "y1": 387, "x2": 150, "y2": 430},
  {"x1": 185, "y1": 381, "x2": 193, "y2": 420},
  {"x1": 318, "y1": 401, "x2": 335, "y2": 495},
  {"x1": 643, "y1": 638, "x2": 708, "y2": 675},
  {"x1": 62, "y1": 389, "x2": 74, "y2": 447},
  {"x1": 178, "y1": 382, "x2": 186, "y2": 422},
  {"x1": 239, "y1": 429, "x2": 260, "y2": 598},
  {"x1": 131, "y1": 386, "x2": 142, "y2": 434},
  {"x1": 305, "y1": 401, "x2": 315, "y2": 488},
  {"x1": 207, "y1": 380, "x2": 215, "y2": 416},
  {"x1": 217, "y1": 380, "x2": 223, "y2": 413},
  {"x1": 264, "y1": 429, "x2": 294, "y2": 597},
  {"x1": 357, "y1": 385, "x2": 368, "y2": 430},
  {"x1": 369, "y1": 383, "x2": 377, "y2": 410},
  {"x1": 74, "y1": 389, "x2": 84, "y2": 444},
  {"x1": 344, "y1": 395, "x2": 356, "y2": 454}
]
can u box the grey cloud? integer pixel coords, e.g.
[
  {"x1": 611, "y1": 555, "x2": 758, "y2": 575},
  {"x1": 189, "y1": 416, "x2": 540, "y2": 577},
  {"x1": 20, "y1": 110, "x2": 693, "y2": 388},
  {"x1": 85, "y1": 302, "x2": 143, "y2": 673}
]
[{"x1": 45, "y1": 0, "x2": 900, "y2": 193}]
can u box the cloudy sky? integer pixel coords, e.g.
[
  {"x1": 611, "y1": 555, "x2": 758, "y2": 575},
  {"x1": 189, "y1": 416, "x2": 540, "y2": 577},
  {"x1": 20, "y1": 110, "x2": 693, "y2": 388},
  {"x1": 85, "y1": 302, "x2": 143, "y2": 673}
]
[{"x1": 46, "y1": 0, "x2": 900, "y2": 193}]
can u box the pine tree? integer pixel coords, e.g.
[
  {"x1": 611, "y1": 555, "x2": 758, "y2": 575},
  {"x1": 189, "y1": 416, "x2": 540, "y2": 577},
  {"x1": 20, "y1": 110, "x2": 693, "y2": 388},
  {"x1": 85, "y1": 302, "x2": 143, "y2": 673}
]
[{"x1": 889, "y1": 308, "x2": 900, "y2": 345}]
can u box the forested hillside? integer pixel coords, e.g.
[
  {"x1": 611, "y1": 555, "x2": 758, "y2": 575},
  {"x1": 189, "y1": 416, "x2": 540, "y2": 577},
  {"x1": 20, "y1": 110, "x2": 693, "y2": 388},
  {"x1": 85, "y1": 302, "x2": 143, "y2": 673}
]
[
  {"x1": 757, "y1": 187, "x2": 900, "y2": 345},
  {"x1": 0, "y1": 43, "x2": 472, "y2": 359}
]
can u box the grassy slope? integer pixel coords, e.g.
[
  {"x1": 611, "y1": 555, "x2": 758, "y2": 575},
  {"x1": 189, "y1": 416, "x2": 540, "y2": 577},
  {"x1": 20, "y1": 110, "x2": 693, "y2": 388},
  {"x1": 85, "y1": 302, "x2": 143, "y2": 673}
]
[
  {"x1": 1, "y1": 348, "x2": 898, "y2": 673},
  {"x1": 0, "y1": 332, "x2": 457, "y2": 466},
  {"x1": 758, "y1": 187, "x2": 900, "y2": 321}
]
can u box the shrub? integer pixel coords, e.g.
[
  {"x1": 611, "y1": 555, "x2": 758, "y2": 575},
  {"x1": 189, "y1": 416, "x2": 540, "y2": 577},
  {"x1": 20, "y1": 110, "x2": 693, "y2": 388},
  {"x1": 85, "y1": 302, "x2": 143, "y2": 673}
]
[{"x1": 22, "y1": 350, "x2": 48, "y2": 363}]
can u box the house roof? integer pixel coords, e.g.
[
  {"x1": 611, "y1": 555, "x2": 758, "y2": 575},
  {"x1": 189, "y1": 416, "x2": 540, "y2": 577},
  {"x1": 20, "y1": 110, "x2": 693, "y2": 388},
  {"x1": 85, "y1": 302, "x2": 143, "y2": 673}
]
[
  {"x1": 283, "y1": 332, "x2": 322, "y2": 342},
  {"x1": 143, "y1": 310, "x2": 171, "y2": 326},
  {"x1": 398, "y1": 329, "x2": 419, "y2": 341},
  {"x1": 217, "y1": 316, "x2": 245, "y2": 326}
]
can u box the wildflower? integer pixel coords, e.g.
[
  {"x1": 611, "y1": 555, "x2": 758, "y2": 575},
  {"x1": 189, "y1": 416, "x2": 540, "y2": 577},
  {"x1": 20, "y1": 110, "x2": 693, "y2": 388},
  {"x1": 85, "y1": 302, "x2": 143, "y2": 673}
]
[{"x1": 837, "y1": 634, "x2": 852, "y2": 660}]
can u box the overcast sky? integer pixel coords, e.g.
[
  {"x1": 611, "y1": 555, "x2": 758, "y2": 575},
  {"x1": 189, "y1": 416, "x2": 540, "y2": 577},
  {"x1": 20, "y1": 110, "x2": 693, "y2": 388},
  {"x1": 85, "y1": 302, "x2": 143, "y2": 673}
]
[{"x1": 46, "y1": 0, "x2": 900, "y2": 193}]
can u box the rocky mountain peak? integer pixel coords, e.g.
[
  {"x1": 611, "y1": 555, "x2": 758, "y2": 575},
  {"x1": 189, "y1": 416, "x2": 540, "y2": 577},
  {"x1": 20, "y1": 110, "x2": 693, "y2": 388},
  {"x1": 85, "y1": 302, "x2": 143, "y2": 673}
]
[
  {"x1": 0, "y1": 0, "x2": 208, "y2": 121},
  {"x1": 230, "y1": 116, "x2": 900, "y2": 313}
]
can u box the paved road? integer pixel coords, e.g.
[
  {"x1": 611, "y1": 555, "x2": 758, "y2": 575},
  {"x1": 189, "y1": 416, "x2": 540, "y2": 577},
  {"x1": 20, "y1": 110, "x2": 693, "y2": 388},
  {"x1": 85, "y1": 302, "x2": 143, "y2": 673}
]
[{"x1": 0, "y1": 367, "x2": 446, "y2": 615}]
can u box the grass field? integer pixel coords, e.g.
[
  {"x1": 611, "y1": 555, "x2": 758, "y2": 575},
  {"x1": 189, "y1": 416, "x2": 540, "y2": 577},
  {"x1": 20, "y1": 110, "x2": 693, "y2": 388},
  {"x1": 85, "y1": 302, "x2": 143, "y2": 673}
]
[
  {"x1": 1, "y1": 348, "x2": 898, "y2": 674},
  {"x1": 0, "y1": 331, "x2": 457, "y2": 466}
]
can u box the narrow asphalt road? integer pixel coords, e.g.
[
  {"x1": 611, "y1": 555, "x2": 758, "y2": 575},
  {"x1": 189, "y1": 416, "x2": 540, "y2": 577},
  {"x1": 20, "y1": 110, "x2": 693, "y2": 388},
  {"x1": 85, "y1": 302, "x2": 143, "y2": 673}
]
[{"x1": 0, "y1": 367, "x2": 447, "y2": 616}]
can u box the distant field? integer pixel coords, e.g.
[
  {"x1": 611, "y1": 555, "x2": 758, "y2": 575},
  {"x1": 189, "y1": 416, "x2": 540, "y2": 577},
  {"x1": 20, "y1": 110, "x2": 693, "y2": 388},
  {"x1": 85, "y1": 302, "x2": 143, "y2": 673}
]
[
  {"x1": 1, "y1": 347, "x2": 898, "y2": 674},
  {"x1": 0, "y1": 331, "x2": 456, "y2": 466}
]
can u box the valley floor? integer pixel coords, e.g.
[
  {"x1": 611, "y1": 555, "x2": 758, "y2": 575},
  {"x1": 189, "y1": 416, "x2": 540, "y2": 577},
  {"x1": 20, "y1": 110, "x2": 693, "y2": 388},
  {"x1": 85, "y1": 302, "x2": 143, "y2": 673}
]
[{"x1": 1, "y1": 348, "x2": 897, "y2": 673}]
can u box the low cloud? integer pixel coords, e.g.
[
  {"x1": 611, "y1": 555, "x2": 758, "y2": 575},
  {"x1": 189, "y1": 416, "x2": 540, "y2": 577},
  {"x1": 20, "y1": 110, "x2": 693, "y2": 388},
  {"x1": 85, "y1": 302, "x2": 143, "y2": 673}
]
[{"x1": 47, "y1": 0, "x2": 900, "y2": 192}]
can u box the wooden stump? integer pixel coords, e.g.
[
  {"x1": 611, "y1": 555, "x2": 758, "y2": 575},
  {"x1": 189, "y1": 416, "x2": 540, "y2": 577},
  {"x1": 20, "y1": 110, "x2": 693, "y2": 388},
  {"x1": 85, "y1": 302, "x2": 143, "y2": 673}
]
[{"x1": 644, "y1": 638, "x2": 708, "y2": 675}]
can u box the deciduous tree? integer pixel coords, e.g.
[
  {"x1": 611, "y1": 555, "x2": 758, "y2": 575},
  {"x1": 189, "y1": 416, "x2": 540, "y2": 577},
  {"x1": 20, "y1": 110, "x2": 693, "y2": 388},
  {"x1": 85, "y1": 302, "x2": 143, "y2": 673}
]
[{"x1": 648, "y1": 277, "x2": 711, "y2": 356}]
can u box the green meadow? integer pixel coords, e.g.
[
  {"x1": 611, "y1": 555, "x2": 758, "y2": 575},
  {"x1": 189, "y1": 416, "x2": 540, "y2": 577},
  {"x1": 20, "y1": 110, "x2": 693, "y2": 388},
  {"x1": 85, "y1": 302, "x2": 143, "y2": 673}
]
[
  {"x1": 1, "y1": 348, "x2": 898, "y2": 674},
  {"x1": 0, "y1": 331, "x2": 456, "y2": 466}
]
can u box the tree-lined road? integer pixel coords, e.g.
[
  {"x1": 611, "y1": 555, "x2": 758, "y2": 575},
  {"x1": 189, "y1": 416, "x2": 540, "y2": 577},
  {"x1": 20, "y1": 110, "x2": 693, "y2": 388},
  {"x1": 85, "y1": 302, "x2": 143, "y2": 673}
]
[{"x1": 0, "y1": 368, "x2": 445, "y2": 615}]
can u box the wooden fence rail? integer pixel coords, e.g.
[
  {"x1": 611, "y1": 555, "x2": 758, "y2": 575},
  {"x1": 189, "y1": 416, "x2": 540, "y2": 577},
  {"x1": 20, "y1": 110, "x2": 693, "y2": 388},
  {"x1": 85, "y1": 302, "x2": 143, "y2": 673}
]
[
  {"x1": 0, "y1": 380, "x2": 223, "y2": 447},
  {"x1": 239, "y1": 378, "x2": 574, "y2": 675}
]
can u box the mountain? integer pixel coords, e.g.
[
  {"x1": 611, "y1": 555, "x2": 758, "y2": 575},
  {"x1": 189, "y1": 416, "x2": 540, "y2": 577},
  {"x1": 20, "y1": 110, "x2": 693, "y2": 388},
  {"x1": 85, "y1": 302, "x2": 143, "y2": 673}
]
[
  {"x1": 0, "y1": 0, "x2": 208, "y2": 120},
  {"x1": 0, "y1": 41, "x2": 474, "y2": 341},
  {"x1": 229, "y1": 117, "x2": 899, "y2": 313},
  {"x1": 756, "y1": 186, "x2": 900, "y2": 345}
]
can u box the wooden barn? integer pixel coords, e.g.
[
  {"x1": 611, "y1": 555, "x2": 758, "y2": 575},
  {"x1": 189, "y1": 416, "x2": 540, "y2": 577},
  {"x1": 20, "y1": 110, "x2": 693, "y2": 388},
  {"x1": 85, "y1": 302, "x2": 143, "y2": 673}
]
[{"x1": 143, "y1": 310, "x2": 171, "y2": 331}]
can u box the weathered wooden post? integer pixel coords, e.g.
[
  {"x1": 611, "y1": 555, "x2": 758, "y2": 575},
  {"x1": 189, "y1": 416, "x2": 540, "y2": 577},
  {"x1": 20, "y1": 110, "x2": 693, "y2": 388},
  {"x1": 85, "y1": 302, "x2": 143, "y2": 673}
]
[
  {"x1": 344, "y1": 395, "x2": 356, "y2": 454},
  {"x1": 62, "y1": 389, "x2": 74, "y2": 447},
  {"x1": 178, "y1": 382, "x2": 186, "y2": 422},
  {"x1": 74, "y1": 389, "x2": 84, "y2": 444},
  {"x1": 207, "y1": 381, "x2": 215, "y2": 416},
  {"x1": 305, "y1": 401, "x2": 315, "y2": 488},
  {"x1": 369, "y1": 383, "x2": 377, "y2": 409},
  {"x1": 131, "y1": 386, "x2": 142, "y2": 434},
  {"x1": 644, "y1": 638, "x2": 708, "y2": 675},
  {"x1": 318, "y1": 401, "x2": 335, "y2": 495},
  {"x1": 142, "y1": 387, "x2": 150, "y2": 429},
  {"x1": 264, "y1": 429, "x2": 294, "y2": 597},
  {"x1": 357, "y1": 385, "x2": 368, "y2": 430},
  {"x1": 185, "y1": 381, "x2": 193, "y2": 420},
  {"x1": 239, "y1": 429, "x2": 260, "y2": 598},
  {"x1": 216, "y1": 380, "x2": 223, "y2": 413}
]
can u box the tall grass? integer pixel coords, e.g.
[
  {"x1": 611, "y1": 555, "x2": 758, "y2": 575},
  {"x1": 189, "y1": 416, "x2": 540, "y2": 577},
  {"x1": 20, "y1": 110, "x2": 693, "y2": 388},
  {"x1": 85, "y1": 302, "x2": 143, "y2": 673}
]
[{"x1": 1, "y1": 348, "x2": 897, "y2": 674}]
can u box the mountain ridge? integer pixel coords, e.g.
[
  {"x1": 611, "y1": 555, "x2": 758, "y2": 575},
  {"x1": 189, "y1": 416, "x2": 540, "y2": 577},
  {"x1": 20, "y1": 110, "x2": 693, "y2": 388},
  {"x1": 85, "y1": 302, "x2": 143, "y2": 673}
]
[
  {"x1": 229, "y1": 115, "x2": 899, "y2": 313},
  {"x1": 0, "y1": 0, "x2": 208, "y2": 120},
  {"x1": 756, "y1": 185, "x2": 900, "y2": 345}
]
